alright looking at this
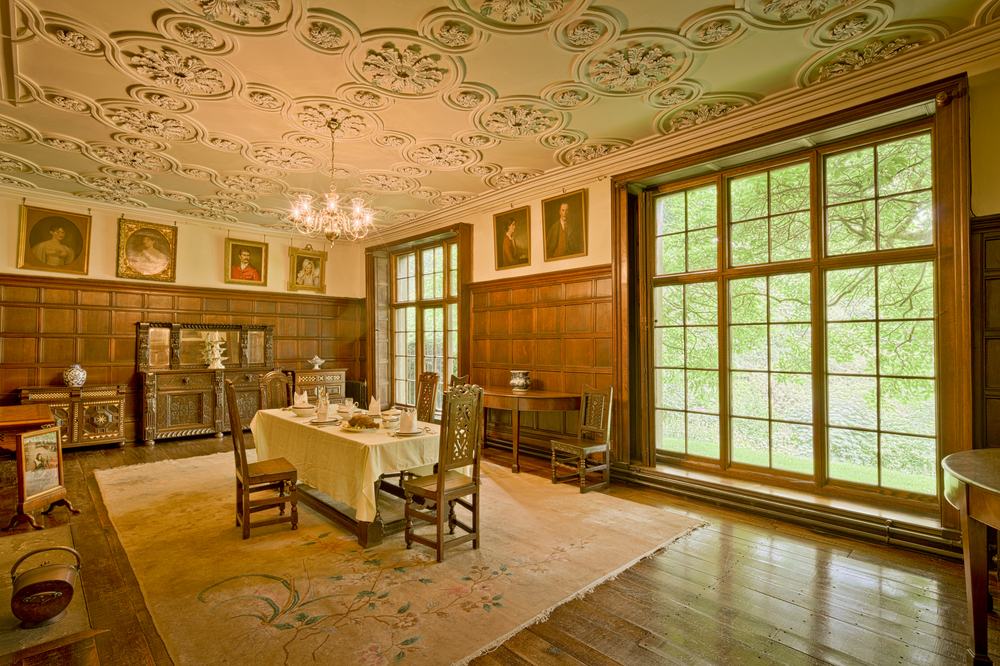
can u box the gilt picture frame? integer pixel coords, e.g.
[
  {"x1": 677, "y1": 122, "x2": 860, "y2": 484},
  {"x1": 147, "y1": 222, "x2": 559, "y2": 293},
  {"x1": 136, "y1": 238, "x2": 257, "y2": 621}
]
[
  {"x1": 287, "y1": 245, "x2": 326, "y2": 294},
  {"x1": 116, "y1": 219, "x2": 178, "y2": 282},
  {"x1": 16, "y1": 205, "x2": 91, "y2": 275},
  {"x1": 225, "y1": 237, "x2": 268, "y2": 287},
  {"x1": 542, "y1": 188, "x2": 588, "y2": 262},
  {"x1": 493, "y1": 206, "x2": 531, "y2": 271}
]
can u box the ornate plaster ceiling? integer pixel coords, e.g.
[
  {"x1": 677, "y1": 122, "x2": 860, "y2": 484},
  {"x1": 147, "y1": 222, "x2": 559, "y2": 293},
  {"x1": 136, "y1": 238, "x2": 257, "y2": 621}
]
[{"x1": 0, "y1": 0, "x2": 994, "y2": 233}]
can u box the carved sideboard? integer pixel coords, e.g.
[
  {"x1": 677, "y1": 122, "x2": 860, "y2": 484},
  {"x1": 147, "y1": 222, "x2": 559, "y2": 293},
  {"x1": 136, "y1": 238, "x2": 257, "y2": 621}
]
[
  {"x1": 291, "y1": 369, "x2": 347, "y2": 405},
  {"x1": 136, "y1": 322, "x2": 275, "y2": 446},
  {"x1": 19, "y1": 384, "x2": 127, "y2": 449}
]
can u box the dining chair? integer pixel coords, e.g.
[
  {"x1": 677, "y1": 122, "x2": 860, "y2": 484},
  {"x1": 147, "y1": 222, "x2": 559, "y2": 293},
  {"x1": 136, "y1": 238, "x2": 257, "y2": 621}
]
[
  {"x1": 416, "y1": 371, "x2": 438, "y2": 422},
  {"x1": 550, "y1": 385, "x2": 613, "y2": 493},
  {"x1": 225, "y1": 379, "x2": 298, "y2": 539},
  {"x1": 346, "y1": 379, "x2": 367, "y2": 407},
  {"x1": 449, "y1": 374, "x2": 469, "y2": 387},
  {"x1": 258, "y1": 369, "x2": 292, "y2": 410},
  {"x1": 403, "y1": 383, "x2": 484, "y2": 562}
]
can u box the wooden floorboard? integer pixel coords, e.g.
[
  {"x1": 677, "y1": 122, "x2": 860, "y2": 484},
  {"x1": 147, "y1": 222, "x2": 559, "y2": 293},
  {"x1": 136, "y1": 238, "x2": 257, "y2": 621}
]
[{"x1": 0, "y1": 436, "x2": 996, "y2": 666}]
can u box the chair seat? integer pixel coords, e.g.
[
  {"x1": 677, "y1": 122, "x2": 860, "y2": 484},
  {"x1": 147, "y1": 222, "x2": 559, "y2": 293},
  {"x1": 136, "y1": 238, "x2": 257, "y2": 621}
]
[
  {"x1": 551, "y1": 438, "x2": 609, "y2": 457},
  {"x1": 247, "y1": 457, "x2": 297, "y2": 482},
  {"x1": 403, "y1": 470, "x2": 475, "y2": 497}
]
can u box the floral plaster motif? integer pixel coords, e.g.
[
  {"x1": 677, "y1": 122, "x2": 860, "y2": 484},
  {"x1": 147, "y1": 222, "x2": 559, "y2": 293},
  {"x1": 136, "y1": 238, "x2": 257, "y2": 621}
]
[
  {"x1": 0, "y1": 122, "x2": 18, "y2": 140},
  {"x1": 256, "y1": 210, "x2": 285, "y2": 219},
  {"x1": 147, "y1": 94, "x2": 182, "y2": 110},
  {"x1": 658, "y1": 88, "x2": 689, "y2": 106},
  {"x1": 394, "y1": 212, "x2": 421, "y2": 222},
  {"x1": 354, "y1": 91, "x2": 382, "y2": 107},
  {"x1": 124, "y1": 137, "x2": 161, "y2": 150},
  {"x1": 410, "y1": 144, "x2": 474, "y2": 168},
  {"x1": 378, "y1": 135, "x2": 406, "y2": 148},
  {"x1": 51, "y1": 96, "x2": 88, "y2": 112},
  {"x1": 197, "y1": 197, "x2": 252, "y2": 213},
  {"x1": 396, "y1": 166, "x2": 424, "y2": 176},
  {"x1": 308, "y1": 23, "x2": 342, "y2": 48},
  {"x1": 454, "y1": 92, "x2": 482, "y2": 108},
  {"x1": 564, "y1": 144, "x2": 621, "y2": 164},
  {"x1": 183, "y1": 209, "x2": 232, "y2": 220},
  {"x1": 178, "y1": 24, "x2": 217, "y2": 49},
  {"x1": 363, "y1": 44, "x2": 446, "y2": 95},
  {"x1": 93, "y1": 146, "x2": 170, "y2": 171},
  {"x1": 331, "y1": 168, "x2": 352, "y2": 179},
  {"x1": 462, "y1": 135, "x2": 491, "y2": 147},
  {"x1": 436, "y1": 194, "x2": 472, "y2": 206},
  {"x1": 547, "y1": 134, "x2": 576, "y2": 147},
  {"x1": 490, "y1": 171, "x2": 536, "y2": 188},
  {"x1": 108, "y1": 169, "x2": 144, "y2": 179},
  {"x1": 818, "y1": 37, "x2": 920, "y2": 80},
  {"x1": 437, "y1": 24, "x2": 471, "y2": 47},
  {"x1": 698, "y1": 20, "x2": 734, "y2": 44},
  {"x1": 0, "y1": 156, "x2": 27, "y2": 172},
  {"x1": 42, "y1": 170, "x2": 74, "y2": 180},
  {"x1": 78, "y1": 192, "x2": 143, "y2": 206},
  {"x1": 481, "y1": 0, "x2": 564, "y2": 24},
  {"x1": 253, "y1": 147, "x2": 316, "y2": 169},
  {"x1": 87, "y1": 177, "x2": 154, "y2": 196},
  {"x1": 484, "y1": 106, "x2": 553, "y2": 138},
  {"x1": 763, "y1": 0, "x2": 859, "y2": 23},
  {"x1": 357, "y1": 173, "x2": 410, "y2": 191},
  {"x1": 56, "y1": 29, "x2": 99, "y2": 52},
  {"x1": 593, "y1": 46, "x2": 674, "y2": 92},
  {"x1": 219, "y1": 190, "x2": 254, "y2": 201},
  {"x1": 182, "y1": 168, "x2": 212, "y2": 178},
  {"x1": 162, "y1": 193, "x2": 191, "y2": 201},
  {"x1": 553, "y1": 90, "x2": 583, "y2": 106},
  {"x1": 412, "y1": 188, "x2": 437, "y2": 198},
  {"x1": 466, "y1": 165, "x2": 493, "y2": 176},
  {"x1": 210, "y1": 138, "x2": 240, "y2": 150},
  {"x1": 111, "y1": 108, "x2": 192, "y2": 140},
  {"x1": 296, "y1": 137, "x2": 322, "y2": 148},
  {"x1": 670, "y1": 102, "x2": 744, "y2": 131},
  {"x1": 831, "y1": 17, "x2": 869, "y2": 41},
  {"x1": 130, "y1": 47, "x2": 225, "y2": 94},
  {"x1": 249, "y1": 92, "x2": 281, "y2": 108},
  {"x1": 299, "y1": 105, "x2": 367, "y2": 137},
  {"x1": 187, "y1": 0, "x2": 278, "y2": 26},
  {"x1": 47, "y1": 138, "x2": 79, "y2": 150},
  {"x1": 568, "y1": 22, "x2": 600, "y2": 46}
]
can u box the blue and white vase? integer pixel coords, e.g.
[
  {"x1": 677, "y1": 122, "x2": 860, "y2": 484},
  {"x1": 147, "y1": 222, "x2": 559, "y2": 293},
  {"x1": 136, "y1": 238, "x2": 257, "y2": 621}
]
[
  {"x1": 63, "y1": 364, "x2": 87, "y2": 387},
  {"x1": 509, "y1": 370, "x2": 531, "y2": 393}
]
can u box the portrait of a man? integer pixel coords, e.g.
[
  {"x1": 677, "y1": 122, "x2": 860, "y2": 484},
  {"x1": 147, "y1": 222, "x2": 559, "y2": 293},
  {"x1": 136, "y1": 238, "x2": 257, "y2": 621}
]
[
  {"x1": 225, "y1": 238, "x2": 268, "y2": 286},
  {"x1": 116, "y1": 219, "x2": 178, "y2": 282},
  {"x1": 493, "y1": 206, "x2": 530, "y2": 270},
  {"x1": 16, "y1": 205, "x2": 92, "y2": 276},
  {"x1": 542, "y1": 189, "x2": 588, "y2": 261}
]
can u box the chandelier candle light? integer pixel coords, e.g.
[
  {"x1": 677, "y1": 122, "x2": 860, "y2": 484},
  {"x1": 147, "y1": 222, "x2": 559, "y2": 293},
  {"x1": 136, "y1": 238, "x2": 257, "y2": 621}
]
[{"x1": 290, "y1": 119, "x2": 375, "y2": 242}]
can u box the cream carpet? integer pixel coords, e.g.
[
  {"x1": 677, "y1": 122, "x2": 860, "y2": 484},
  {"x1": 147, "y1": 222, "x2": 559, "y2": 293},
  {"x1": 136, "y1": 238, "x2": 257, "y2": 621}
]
[{"x1": 95, "y1": 453, "x2": 703, "y2": 666}]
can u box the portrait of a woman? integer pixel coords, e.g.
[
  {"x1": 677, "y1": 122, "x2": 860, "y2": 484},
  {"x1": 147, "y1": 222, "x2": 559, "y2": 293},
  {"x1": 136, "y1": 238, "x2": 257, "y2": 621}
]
[
  {"x1": 31, "y1": 220, "x2": 77, "y2": 266},
  {"x1": 296, "y1": 258, "x2": 320, "y2": 286}
]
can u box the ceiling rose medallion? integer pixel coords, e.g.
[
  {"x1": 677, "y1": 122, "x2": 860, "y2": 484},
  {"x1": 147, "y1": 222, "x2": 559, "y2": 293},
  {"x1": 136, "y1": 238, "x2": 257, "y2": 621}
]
[
  {"x1": 186, "y1": 0, "x2": 278, "y2": 26},
  {"x1": 480, "y1": 0, "x2": 564, "y2": 24},
  {"x1": 362, "y1": 44, "x2": 446, "y2": 95},
  {"x1": 129, "y1": 47, "x2": 225, "y2": 94},
  {"x1": 593, "y1": 45, "x2": 674, "y2": 92}
]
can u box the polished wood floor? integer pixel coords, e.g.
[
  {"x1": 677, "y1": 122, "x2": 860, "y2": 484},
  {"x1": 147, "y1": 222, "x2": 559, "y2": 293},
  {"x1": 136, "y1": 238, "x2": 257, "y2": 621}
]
[{"x1": 0, "y1": 435, "x2": 996, "y2": 666}]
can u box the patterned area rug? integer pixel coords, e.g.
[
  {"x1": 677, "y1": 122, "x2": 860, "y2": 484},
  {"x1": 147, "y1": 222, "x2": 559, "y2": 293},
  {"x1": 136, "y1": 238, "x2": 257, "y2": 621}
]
[{"x1": 95, "y1": 453, "x2": 703, "y2": 666}]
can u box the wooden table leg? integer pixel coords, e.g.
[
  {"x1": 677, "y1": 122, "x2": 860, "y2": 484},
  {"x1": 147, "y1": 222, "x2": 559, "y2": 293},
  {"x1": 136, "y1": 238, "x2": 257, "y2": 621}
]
[
  {"x1": 511, "y1": 408, "x2": 520, "y2": 474},
  {"x1": 961, "y1": 510, "x2": 994, "y2": 665}
]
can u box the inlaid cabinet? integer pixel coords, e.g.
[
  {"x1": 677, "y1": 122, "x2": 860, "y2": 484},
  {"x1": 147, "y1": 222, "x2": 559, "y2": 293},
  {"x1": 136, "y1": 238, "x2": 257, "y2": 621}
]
[
  {"x1": 291, "y1": 369, "x2": 347, "y2": 405},
  {"x1": 19, "y1": 384, "x2": 127, "y2": 449},
  {"x1": 136, "y1": 322, "x2": 275, "y2": 446}
]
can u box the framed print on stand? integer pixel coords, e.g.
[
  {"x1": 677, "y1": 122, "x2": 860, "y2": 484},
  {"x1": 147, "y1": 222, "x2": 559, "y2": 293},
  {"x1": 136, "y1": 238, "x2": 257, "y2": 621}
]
[
  {"x1": 225, "y1": 237, "x2": 268, "y2": 286},
  {"x1": 3, "y1": 426, "x2": 79, "y2": 531},
  {"x1": 16, "y1": 205, "x2": 92, "y2": 275},
  {"x1": 542, "y1": 188, "x2": 588, "y2": 262},
  {"x1": 493, "y1": 206, "x2": 530, "y2": 270},
  {"x1": 116, "y1": 219, "x2": 178, "y2": 282},
  {"x1": 287, "y1": 245, "x2": 327, "y2": 294}
]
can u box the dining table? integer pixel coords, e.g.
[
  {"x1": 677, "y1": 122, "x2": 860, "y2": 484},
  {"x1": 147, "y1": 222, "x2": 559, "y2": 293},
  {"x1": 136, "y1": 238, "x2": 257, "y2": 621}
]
[{"x1": 249, "y1": 408, "x2": 439, "y2": 547}]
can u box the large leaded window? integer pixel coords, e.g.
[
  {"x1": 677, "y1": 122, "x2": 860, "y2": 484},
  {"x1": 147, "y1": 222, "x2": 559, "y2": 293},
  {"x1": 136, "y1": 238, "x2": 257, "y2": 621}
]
[
  {"x1": 391, "y1": 240, "x2": 459, "y2": 412},
  {"x1": 651, "y1": 125, "x2": 937, "y2": 501}
]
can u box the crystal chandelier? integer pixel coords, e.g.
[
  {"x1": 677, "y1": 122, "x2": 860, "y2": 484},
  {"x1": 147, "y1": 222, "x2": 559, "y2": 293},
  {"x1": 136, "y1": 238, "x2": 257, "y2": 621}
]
[{"x1": 289, "y1": 119, "x2": 375, "y2": 242}]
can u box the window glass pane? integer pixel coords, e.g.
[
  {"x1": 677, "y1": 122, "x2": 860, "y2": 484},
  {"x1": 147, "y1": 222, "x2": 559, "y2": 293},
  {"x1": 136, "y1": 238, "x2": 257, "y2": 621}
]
[
  {"x1": 827, "y1": 201, "x2": 876, "y2": 255},
  {"x1": 880, "y1": 434, "x2": 936, "y2": 494},
  {"x1": 877, "y1": 134, "x2": 932, "y2": 197},
  {"x1": 826, "y1": 147, "x2": 875, "y2": 206},
  {"x1": 730, "y1": 173, "x2": 768, "y2": 222},
  {"x1": 729, "y1": 163, "x2": 810, "y2": 266},
  {"x1": 449, "y1": 243, "x2": 458, "y2": 296},
  {"x1": 828, "y1": 428, "x2": 878, "y2": 485},
  {"x1": 654, "y1": 184, "x2": 717, "y2": 275},
  {"x1": 656, "y1": 192, "x2": 685, "y2": 235}
]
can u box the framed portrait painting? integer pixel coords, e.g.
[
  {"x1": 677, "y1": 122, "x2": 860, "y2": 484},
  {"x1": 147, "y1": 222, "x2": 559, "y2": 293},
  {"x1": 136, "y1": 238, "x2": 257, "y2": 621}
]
[
  {"x1": 542, "y1": 188, "x2": 588, "y2": 262},
  {"x1": 19, "y1": 427, "x2": 63, "y2": 503},
  {"x1": 224, "y1": 237, "x2": 268, "y2": 287},
  {"x1": 16, "y1": 205, "x2": 91, "y2": 275},
  {"x1": 493, "y1": 206, "x2": 530, "y2": 270},
  {"x1": 116, "y1": 219, "x2": 177, "y2": 282},
  {"x1": 287, "y1": 245, "x2": 326, "y2": 294}
]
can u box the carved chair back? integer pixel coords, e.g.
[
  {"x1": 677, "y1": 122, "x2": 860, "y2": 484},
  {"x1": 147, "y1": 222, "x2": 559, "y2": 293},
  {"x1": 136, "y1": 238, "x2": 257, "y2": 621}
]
[
  {"x1": 449, "y1": 374, "x2": 470, "y2": 387},
  {"x1": 578, "y1": 385, "x2": 613, "y2": 443},
  {"x1": 437, "y1": 384, "x2": 484, "y2": 484},
  {"x1": 416, "y1": 371, "x2": 439, "y2": 422},
  {"x1": 225, "y1": 379, "x2": 251, "y2": 480},
  {"x1": 259, "y1": 370, "x2": 292, "y2": 410}
]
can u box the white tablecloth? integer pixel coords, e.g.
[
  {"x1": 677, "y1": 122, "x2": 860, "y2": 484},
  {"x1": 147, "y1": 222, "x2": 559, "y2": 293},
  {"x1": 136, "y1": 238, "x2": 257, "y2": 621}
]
[{"x1": 249, "y1": 409, "x2": 439, "y2": 523}]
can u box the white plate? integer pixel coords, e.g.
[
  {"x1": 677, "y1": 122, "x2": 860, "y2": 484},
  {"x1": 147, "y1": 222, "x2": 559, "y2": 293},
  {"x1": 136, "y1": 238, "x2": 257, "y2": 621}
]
[
  {"x1": 391, "y1": 429, "x2": 425, "y2": 437},
  {"x1": 310, "y1": 417, "x2": 341, "y2": 426}
]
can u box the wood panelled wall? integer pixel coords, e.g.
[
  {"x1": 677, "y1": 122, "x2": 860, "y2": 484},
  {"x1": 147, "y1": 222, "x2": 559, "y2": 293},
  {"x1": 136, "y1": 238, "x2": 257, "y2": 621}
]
[
  {"x1": 0, "y1": 273, "x2": 366, "y2": 443},
  {"x1": 469, "y1": 265, "x2": 614, "y2": 453},
  {"x1": 971, "y1": 214, "x2": 1000, "y2": 449}
]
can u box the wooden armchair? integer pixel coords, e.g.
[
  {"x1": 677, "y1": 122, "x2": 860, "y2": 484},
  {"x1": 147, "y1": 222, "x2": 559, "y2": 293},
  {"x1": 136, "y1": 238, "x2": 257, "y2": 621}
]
[
  {"x1": 550, "y1": 385, "x2": 613, "y2": 493},
  {"x1": 403, "y1": 384, "x2": 484, "y2": 562},
  {"x1": 225, "y1": 379, "x2": 298, "y2": 539},
  {"x1": 416, "y1": 371, "x2": 438, "y2": 422},
  {"x1": 259, "y1": 369, "x2": 292, "y2": 410}
]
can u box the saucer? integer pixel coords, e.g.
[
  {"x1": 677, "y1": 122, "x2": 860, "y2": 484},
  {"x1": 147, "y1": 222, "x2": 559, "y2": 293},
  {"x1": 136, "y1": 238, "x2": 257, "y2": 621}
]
[{"x1": 392, "y1": 429, "x2": 424, "y2": 437}]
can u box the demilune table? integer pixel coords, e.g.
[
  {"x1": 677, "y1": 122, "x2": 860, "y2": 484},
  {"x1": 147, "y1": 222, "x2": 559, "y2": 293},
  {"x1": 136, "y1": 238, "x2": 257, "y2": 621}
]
[
  {"x1": 250, "y1": 409, "x2": 439, "y2": 547},
  {"x1": 480, "y1": 387, "x2": 581, "y2": 473},
  {"x1": 942, "y1": 449, "x2": 1000, "y2": 666}
]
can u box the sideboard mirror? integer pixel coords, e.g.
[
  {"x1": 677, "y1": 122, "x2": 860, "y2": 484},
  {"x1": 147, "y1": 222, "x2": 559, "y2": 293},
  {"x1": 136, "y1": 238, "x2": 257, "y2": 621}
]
[{"x1": 136, "y1": 322, "x2": 274, "y2": 371}]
